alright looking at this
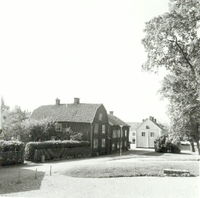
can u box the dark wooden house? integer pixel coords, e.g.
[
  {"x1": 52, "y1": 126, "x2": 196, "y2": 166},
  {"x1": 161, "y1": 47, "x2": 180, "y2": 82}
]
[
  {"x1": 31, "y1": 98, "x2": 109, "y2": 155},
  {"x1": 108, "y1": 111, "x2": 130, "y2": 153}
]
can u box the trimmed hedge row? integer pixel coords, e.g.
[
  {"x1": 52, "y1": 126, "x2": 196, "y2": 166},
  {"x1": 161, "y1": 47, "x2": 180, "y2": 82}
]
[
  {"x1": 0, "y1": 141, "x2": 25, "y2": 165},
  {"x1": 25, "y1": 140, "x2": 91, "y2": 162}
]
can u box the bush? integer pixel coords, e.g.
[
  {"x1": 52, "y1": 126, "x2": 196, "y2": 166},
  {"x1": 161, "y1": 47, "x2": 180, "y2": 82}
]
[
  {"x1": 25, "y1": 140, "x2": 90, "y2": 162},
  {"x1": 0, "y1": 140, "x2": 25, "y2": 165},
  {"x1": 154, "y1": 135, "x2": 181, "y2": 154}
]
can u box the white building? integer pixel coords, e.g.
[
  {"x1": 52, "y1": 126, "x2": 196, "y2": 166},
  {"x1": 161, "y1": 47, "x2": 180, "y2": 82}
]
[
  {"x1": 136, "y1": 116, "x2": 167, "y2": 148},
  {"x1": 127, "y1": 122, "x2": 141, "y2": 144}
]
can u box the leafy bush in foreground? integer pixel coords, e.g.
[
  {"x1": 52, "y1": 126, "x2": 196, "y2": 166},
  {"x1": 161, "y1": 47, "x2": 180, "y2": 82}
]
[{"x1": 154, "y1": 135, "x2": 181, "y2": 154}]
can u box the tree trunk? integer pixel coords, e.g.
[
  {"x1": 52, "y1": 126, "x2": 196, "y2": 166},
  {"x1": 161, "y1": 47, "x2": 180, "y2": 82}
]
[
  {"x1": 196, "y1": 140, "x2": 200, "y2": 155},
  {"x1": 189, "y1": 140, "x2": 195, "y2": 152}
]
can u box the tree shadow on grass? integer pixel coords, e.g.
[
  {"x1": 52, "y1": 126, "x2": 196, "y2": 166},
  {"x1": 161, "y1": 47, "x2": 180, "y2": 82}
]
[{"x1": 0, "y1": 167, "x2": 45, "y2": 194}]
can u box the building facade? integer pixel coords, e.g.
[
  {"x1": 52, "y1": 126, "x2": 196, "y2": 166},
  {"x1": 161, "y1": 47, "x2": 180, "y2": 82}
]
[
  {"x1": 108, "y1": 111, "x2": 130, "y2": 153},
  {"x1": 31, "y1": 98, "x2": 129, "y2": 155},
  {"x1": 136, "y1": 116, "x2": 166, "y2": 148}
]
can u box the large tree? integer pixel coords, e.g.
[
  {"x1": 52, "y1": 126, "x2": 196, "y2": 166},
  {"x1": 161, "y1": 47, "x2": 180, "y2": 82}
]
[{"x1": 142, "y1": 0, "x2": 200, "y2": 153}]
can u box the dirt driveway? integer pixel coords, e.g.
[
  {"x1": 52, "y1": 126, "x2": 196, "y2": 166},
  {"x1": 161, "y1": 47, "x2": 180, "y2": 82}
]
[{"x1": 0, "y1": 149, "x2": 199, "y2": 198}]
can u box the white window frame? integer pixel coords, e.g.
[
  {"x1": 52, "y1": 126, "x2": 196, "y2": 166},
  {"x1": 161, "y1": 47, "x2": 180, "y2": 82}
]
[
  {"x1": 102, "y1": 124, "x2": 106, "y2": 134},
  {"x1": 101, "y1": 138, "x2": 105, "y2": 148},
  {"x1": 112, "y1": 143, "x2": 115, "y2": 150},
  {"x1": 99, "y1": 113, "x2": 103, "y2": 121},
  {"x1": 93, "y1": 138, "x2": 98, "y2": 149},
  {"x1": 94, "y1": 124, "x2": 99, "y2": 135},
  {"x1": 124, "y1": 130, "x2": 128, "y2": 137}
]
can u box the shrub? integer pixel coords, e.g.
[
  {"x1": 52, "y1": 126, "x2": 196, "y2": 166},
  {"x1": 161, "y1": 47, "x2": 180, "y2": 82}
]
[
  {"x1": 25, "y1": 140, "x2": 90, "y2": 162},
  {"x1": 154, "y1": 135, "x2": 181, "y2": 154},
  {"x1": 0, "y1": 140, "x2": 25, "y2": 165}
]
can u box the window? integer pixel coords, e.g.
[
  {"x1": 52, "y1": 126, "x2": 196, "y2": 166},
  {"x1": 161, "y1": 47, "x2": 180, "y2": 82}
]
[
  {"x1": 102, "y1": 125, "x2": 106, "y2": 134},
  {"x1": 118, "y1": 129, "x2": 121, "y2": 137},
  {"x1": 112, "y1": 130, "x2": 118, "y2": 138},
  {"x1": 117, "y1": 142, "x2": 120, "y2": 149},
  {"x1": 55, "y1": 123, "x2": 62, "y2": 132},
  {"x1": 94, "y1": 124, "x2": 99, "y2": 134},
  {"x1": 141, "y1": 132, "x2": 145, "y2": 137},
  {"x1": 150, "y1": 132, "x2": 154, "y2": 137},
  {"x1": 93, "y1": 138, "x2": 98, "y2": 149},
  {"x1": 124, "y1": 130, "x2": 128, "y2": 137},
  {"x1": 101, "y1": 138, "x2": 105, "y2": 148},
  {"x1": 132, "y1": 139, "x2": 135, "y2": 144},
  {"x1": 112, "y1": 143, "x2": 115, "y2": 150},
  {"x1": 99, "y1": 113, "x2": 103, "y2": 121},
  {"x1": 124, "y1": 141, "x2": 127, "y2": 147},
  {"x1": 146, "y1": 125, "x2": 150, "y2": 129}
]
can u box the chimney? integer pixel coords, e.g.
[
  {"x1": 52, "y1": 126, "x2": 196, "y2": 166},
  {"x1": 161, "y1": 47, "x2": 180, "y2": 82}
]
[
  {"x1": 109, "y1": 111, "x2": 114, "y2": 115},
  {"x1": 56, "y1": 98, "x2": 60, "y2": 105},
  {"x1": 74, "y1": 98, "x2": 80, "y2": 104},
  {"x1": 149, "y1": 116, "x2": 153, "y2": 121}
]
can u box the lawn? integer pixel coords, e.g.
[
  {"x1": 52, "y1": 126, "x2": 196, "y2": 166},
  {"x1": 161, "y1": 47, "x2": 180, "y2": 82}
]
[
  {"x1": 62, "y1": 149, "x2": 200, "y2": 178},
  {"x1": 64, "y1": 160, "x2": 199, "y2": 178},
  {"x1": 0, "y1": 149, "x2": 199, "y2": 195}
]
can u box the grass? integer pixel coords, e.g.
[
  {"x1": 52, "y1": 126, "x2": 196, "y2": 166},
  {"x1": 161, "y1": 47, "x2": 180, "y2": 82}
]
[
  {"x1": 62, "y1": 150, "x2": 200, "y2": 178},
  {"x1": 64, "y1": 160, "x2": 199, "y2": 178},
  {"x1": 0, "y1": 149, "x2": 199, "y2": 195}
]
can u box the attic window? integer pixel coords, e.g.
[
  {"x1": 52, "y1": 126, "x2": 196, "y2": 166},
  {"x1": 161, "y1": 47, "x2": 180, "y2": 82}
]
[
  {"x1": 146, "y1": 125, "x2": 150, "y2": 129},
  {"x1": 99, "y1": 113, "x2": 103, "y2": 121}
]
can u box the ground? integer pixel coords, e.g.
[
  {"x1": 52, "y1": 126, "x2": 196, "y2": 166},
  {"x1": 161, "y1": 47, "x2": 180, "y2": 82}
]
[{"x1": 0, "y1": 148, "x2": 199, "y2": 198}]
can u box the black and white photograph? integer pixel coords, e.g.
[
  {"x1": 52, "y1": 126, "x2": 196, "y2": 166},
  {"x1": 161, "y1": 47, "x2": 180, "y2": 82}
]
[{"x1": 0, "y1": 0, "x2": 200, "y2": 197}]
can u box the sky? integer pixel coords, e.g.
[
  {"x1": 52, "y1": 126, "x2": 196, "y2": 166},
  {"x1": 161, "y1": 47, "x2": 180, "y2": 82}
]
[{"x1": 0, "y1": 0, "x2": 170, "y2": 123}]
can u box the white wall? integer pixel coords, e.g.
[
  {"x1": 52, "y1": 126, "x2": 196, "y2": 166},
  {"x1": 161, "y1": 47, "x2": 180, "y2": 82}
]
[{"x1": 136, "y1": 119, "x2": 162, "y2": 148}]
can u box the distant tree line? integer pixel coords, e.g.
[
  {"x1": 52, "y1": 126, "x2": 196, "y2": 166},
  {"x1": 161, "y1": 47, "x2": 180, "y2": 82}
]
[{"x1": 0, "y1": 99, "x2": 82, "y2": 142}]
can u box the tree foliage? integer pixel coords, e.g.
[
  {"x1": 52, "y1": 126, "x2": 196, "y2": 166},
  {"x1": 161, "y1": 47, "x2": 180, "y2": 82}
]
[{"x1": 142, "y1": 0, "x2": 200, "y2": 153}]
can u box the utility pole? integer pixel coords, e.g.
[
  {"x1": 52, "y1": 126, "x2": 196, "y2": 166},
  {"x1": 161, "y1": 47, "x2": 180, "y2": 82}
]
[{"x1": 119, "y1": 125, "x2": 123, "y2": 156}]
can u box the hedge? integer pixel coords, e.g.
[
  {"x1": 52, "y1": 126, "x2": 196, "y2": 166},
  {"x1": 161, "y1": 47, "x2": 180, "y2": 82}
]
[
  {"x1": 0, "y1": 141, "x2": 25, "y2": 165},
  {"x1": 25, "y1": 140, "x2": 91, "y2": 162}
]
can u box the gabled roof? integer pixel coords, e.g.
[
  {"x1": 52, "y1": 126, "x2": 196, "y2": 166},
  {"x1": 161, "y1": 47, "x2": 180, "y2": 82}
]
[
  {"x1": 108, "y1": 114, "x2": 129, "y2": 127},
  {"x1": 127, "y1": 122, "x2": 141, "y2": 131},
  {"x1": 31, "y1": 103, "x2": 102, "y2": 123},
  {"x1": 137, "y1": 117, "x2": 165, "y2": 131}
]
